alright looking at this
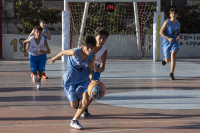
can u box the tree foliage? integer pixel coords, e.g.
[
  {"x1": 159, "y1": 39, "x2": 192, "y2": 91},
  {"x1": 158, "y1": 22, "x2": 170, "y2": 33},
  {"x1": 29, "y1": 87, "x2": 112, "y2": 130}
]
[
  {"x1": 161, "y1": 0, "x2": 200, "y2": 33},
  {"x1": 178, "y1": 1, "x2": 200, "y2": 33},
  {"x1": 13, "y1": 0, "x2": 61, "y2": 34}
]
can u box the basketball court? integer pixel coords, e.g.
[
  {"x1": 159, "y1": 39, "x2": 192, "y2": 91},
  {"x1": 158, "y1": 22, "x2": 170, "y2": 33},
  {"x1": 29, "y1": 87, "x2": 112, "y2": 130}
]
[{"x1": 1, "y1": 58, "x2": 200, "y2": 133}]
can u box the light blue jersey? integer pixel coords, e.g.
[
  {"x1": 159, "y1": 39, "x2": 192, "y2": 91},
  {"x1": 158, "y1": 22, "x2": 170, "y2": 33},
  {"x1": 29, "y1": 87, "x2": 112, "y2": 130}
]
[
  {"x1": 63, "y1": 47, "x2": 95, "y2": 102},
  {"x1": 42, "y1": 27, "x2": 48, "y2": 40},
  {"x1": 162, "y1": 19, "x2": 181, "y2": 59}
]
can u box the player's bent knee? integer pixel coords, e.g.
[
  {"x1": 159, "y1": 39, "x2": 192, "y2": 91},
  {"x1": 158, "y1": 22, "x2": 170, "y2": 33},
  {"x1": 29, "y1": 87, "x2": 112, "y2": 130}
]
[{"x1": 70, "y1": 102, "x2": 78, "y2": 108}]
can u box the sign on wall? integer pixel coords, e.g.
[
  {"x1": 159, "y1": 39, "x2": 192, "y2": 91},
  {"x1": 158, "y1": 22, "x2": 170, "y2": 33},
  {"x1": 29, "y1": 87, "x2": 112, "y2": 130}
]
[{"x1": 178, "y1": 34, "x2": 200, "y2": 57}]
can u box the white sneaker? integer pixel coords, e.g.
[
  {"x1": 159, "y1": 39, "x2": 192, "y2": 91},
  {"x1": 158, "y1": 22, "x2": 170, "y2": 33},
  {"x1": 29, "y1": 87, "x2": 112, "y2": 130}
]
[
  {"x1": 36, "y1": 82, "x2": 42, "y2": 89},
  {"x1": 32, "y1": 74, "x2": 38, "y2": 83},
  {"x1": 70, "y1": 120, "x2": 84, "y2": 130}
]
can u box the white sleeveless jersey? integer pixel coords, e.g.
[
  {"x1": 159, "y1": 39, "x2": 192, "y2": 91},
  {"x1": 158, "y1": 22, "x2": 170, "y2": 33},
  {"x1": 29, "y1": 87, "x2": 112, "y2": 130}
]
[
  {"x1": 94, "y1": 46, "x2": 106, "y2": 66},
  {"x1": 29, "y1": 36, "x2": 46, "y2": 56}
]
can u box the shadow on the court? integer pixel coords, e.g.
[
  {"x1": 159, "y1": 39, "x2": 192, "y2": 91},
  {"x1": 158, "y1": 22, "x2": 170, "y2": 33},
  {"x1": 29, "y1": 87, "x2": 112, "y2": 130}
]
[
  {"x1": 83, "y1": 113, "x2": 200, "y2": 120},
  {"x1": 0, "y1": 116, "x2": 72, "y2": 121},
  {"x1": 0, "y1": 95, "x2": 68, "y2": 102},
  {"x1": 0, "y1": 113, "x2": 200, "y2": 122},
  {"x1": 0, "y1": 87, "x2": 63, "y2": 92}
]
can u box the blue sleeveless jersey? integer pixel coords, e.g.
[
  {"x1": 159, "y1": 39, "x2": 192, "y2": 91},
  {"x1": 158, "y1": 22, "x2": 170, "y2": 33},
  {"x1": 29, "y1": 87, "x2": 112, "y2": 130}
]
[
  {"x1": 63, "y1": 47, "x2": 94, "y2": 88},
  {"x1": 162, "y1": 19, "x2": 181, "y2": 59},
  {"x1": 163, "y1": 19, "x2": 180, "y2": 40},
  {"x1": 41, "y1": 27, "x2": 48, "y2": 40}
]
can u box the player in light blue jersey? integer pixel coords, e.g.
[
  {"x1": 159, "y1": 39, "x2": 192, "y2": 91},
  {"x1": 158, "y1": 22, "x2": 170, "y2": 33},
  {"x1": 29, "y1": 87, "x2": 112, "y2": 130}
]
[
  {"x1": 48, "y1": 34, "x2": 96, "y2": 130},
  {"x1": 160, "y1": 8, "x2": 181, "y2": 80}
]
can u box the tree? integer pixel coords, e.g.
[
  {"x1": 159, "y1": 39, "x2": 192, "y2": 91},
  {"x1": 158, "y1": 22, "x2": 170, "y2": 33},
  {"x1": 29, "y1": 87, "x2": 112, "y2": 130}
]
[{"x1": 13, "y1": 0, "x2": 61, "y2": 34}]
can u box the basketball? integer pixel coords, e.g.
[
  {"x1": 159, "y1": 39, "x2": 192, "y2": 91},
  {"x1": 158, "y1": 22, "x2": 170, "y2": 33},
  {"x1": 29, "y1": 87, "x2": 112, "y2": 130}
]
[{"x1": 87, "y1": 81, "x2": 106, "y2": 99}]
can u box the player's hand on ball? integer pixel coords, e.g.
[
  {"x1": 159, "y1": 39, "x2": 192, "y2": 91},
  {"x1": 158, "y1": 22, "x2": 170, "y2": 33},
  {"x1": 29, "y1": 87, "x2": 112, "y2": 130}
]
[
  {"x1": 168, "y1": 38, "x2": 174, "y2": 43},
  {"x1": 48, "y1": 57, "x2": 56, "y2": 64},
  {"x1": 91, "y1": 80, "x2": 98, "y2": 82}
]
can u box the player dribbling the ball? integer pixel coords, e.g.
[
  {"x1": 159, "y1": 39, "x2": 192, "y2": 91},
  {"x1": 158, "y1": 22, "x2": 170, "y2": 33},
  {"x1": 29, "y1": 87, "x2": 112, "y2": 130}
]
[{"x1": 48, "y1": 34, "x2": 96, "y2": 130}]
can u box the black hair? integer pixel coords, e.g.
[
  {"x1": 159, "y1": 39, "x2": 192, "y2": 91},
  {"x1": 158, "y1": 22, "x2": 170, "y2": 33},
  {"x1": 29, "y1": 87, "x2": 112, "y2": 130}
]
[
  {"x1": 34, "y1": 26, "x2": 43, "y2": 32},
  {"x1": 169, "y1": 8, "x2": 178, "y2": 14},
  {"x1": 39, "y1": 18, "x2": 48, "y2": 24},
  {"x1": 94, "y1": 27, "x2": 109, "y2": 38},
  {"x1": 81, "y1": 34, "x2": 96, "y2": 47}
]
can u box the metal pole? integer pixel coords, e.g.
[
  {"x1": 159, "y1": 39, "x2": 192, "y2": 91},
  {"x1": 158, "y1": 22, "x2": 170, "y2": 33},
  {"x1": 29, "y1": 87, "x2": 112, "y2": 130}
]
[
  {"x1": 64, "y1": 0, "x2": 68, "y2": 11},
  {"x1": 157, "y1": 0, "x2": 161, "y2": 12},
  {"x1": 77, "y1": 2, "x2": 89, "y2": 47},
  {"x1": 0, "y1": 0, "x2": 2, "y2": 59},
  {"x1": 133, "y1": 2, "x2": 141, "y2": 58}
]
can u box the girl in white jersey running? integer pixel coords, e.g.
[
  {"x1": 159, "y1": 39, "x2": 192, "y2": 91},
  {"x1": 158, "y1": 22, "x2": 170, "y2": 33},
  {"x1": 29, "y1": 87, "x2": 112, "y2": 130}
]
[{"x1": 82, "y1": 27, "x2": 109, "y2": 117}]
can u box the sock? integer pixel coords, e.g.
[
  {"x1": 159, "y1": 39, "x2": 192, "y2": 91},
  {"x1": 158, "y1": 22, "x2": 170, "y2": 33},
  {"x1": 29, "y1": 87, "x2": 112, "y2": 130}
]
[{"x1": 72, "y1": 117, "x2": 77, "y2": 121}]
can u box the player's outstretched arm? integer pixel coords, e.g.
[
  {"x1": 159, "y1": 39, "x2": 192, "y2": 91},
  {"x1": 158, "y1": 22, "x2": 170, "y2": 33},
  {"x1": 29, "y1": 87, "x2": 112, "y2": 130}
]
[
  {"x1": 160, "y1": 20, "x2": 174, "y2": 43},
  {"x1": 23, "y1": 38, "x2": 30, "y2": 57},
  {"x1": 48, "y1": 49, "x2": 75, "y2": 64}
]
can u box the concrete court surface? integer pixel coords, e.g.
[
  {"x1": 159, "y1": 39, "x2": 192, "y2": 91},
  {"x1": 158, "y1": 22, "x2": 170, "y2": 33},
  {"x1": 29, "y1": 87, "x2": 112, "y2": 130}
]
[{"x1": 1, "y1": 58, "x2": 200, "y2": 133}]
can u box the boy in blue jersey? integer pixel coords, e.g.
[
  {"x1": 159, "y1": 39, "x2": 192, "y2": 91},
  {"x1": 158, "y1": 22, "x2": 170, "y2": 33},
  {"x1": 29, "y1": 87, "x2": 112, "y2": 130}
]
[
  {"x1": 81, "y1": 27, "x2": 109, "y2": 117},
  {"x1": 160, "y1": 8, "x2": 181, "y2": 80},
  {"x1": 48, "y1": 34, "x2": 96, "y2": 130},
  {"x1": 27, "y1": 18, "x2": 51, "y2": 79},
  {"x1": 23, "y1": 26, "x2": 51, "y2": 89}
]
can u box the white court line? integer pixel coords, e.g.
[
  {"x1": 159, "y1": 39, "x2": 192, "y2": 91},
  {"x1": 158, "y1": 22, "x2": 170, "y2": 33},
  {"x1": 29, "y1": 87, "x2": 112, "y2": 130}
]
[
  {"x1": 0, "y1": 119, "x2": 200, "y2": 128},
  {"x1": 86, "y1": 126, "x2": 200, "y2": 133}
]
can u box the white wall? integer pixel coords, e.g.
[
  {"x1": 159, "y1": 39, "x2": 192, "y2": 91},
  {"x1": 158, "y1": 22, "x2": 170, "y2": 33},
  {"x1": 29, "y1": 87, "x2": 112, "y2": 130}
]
[
  {"x1": 2, "y1": 34, "x2": 62, "y2": 59},
  {"x1": 178, "y1": 34, "x2": 200, "y2": 57},
  {"x1": 2, "y1": 34, "x2": 200, "y2": 59}
]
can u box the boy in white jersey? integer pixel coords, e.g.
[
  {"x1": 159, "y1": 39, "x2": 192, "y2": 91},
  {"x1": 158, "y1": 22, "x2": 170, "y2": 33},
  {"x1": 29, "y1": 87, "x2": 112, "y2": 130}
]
[
  {"x1": 81, "y1": 27, "x2": 109, "y2": 117},
  {"x1": 23, "y1": 26, "x2": 51, "y2": 89},
  {"x1": 27, "y1": 18, "x2": 51, "y2": 79}
]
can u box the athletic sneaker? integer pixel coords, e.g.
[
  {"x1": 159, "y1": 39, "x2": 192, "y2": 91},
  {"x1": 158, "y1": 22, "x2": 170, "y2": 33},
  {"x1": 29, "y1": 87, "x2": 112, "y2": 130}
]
[
  {"x1": 81, "y1": 108, "x2": 91, "y2": 117},
  {"x1": 162, "y1": 59, "x2": 166, "y2": 66},
  {"x1": 70, "y1": 120, "x2": 84, "y2": 130},
  {"x1": 42, "y1": 72, "x2": 48, "y2": 79},
  {"x1": 169, "y1": 73, "x2": 175, "y2": 80},
  {"x1": 36, "y1": 82, "x2": 42, "y2": 89},
  {"x1": 32, "y1": 74, "x2": 38, "y2": 83}
]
